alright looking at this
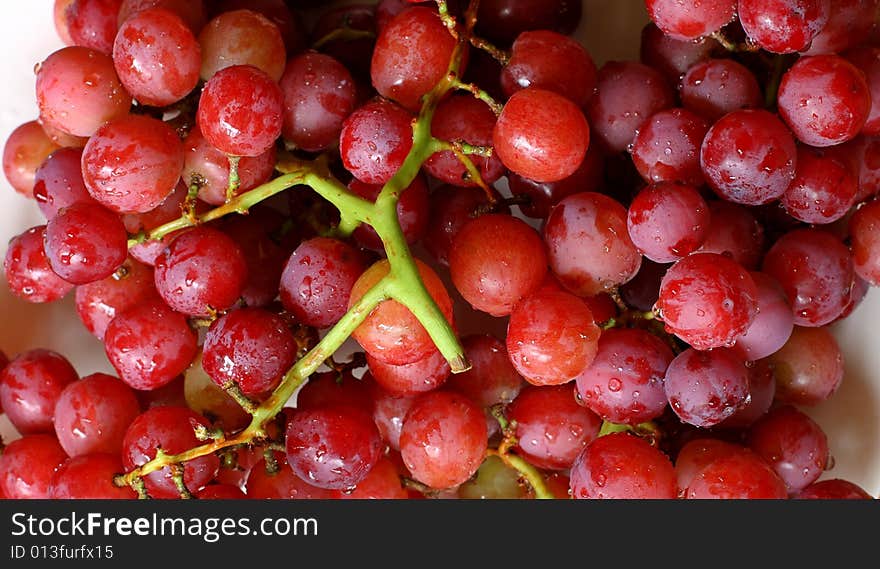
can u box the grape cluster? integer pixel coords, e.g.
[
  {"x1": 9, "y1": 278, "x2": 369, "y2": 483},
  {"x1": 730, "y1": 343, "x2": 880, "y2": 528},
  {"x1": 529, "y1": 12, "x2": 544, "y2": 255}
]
[{"x1": 0, "y1": 0, "x2": 878, "y2": 500}]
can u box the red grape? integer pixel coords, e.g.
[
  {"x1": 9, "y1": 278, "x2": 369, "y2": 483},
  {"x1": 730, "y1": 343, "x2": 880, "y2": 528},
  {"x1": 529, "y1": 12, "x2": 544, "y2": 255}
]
[
  {"x1": 685, "y1": 451, "x2": 788, "y2": 499},
  {"x1": 722, "y1": 360, "x2": 776, "y2": 428},
  {"x1": 218, "y1": 212, "x2": 287, "y2": 308},
  {"x1": 619, "y1": 259, "x2": 668, "y2": 312},
  {"x1": 680, "y1": 58, "x2": 763, "y2": 121},
  {"x1": 196, "y1": 65, "x2": 284, "y2": 157},
  {"x1": 795, "y1": 479, "x2": 875, "y2": 499},
  {"x1": 370, "y1": 6, "x2": 456, "y2": 111},
  {"x1": 700, "y1": 109, "x2": 798, "y2": 205},
  {"x1": 199, "y1": 9, "x2": 286, "y2": 81},
  {"x1": 245, "y1": 451, "x2": 339, "y2": 499},
  {"x1": 154, "y1": 226, "x2": 248, "y2": 317},
  {"x1": 33, "y1": 147, "x2": 96, "y2": 219},
  {"x1": 280, "y1": 52, "x2": 357, "y2": 152},
  {"x1": 739, "y1": 0, "x2": 830, "y2": 53},
  {"x1": 449, "y1": 214, "x2": 547, "y2": 316},
  {"x1": 82, "y1": 114, "x2": 184, "y2": 214},
  {"x1": 493, "y1": 88, "x2": 590, "y2": 183},
  {"x1": 626, "y1": 182, "x2": 710, "y2": 263},
  {"x1": 762, "y1": 228, "x2": 854, "y2": 327},
  {"x1": 55, "y1": 0, "x2": 76, "y2": 45},
  {"x1": 675, "y1": 438, "x2": 744, "y2": 494},
  {"x1": 339, "y1": 98, "x2": 414, "y2": 185},
  {"x1": 630, "y1": 108, "x2": 709, "y2": 186},
  {"x1": 570, "y1": 432, "x2": 677, "y2": 499},
  {"x1": 844, "y1": 47, "x2": 880, "y2": 136},
  {"x1": 202, "y1": 308, "x2": 297, "y2": 397},
  {"x1": 295, "y1": 372, "x2": 374, "y2": 413},
  {"x1": 506, "y1": 286, "x2": 601, "y2": 386},
  {"x1": 371, "y1": 383, "x2": 416, "y2": 450},
  {"x1": 399, "y1": 391, "x2": 488, "y2": 489},
  {"x1": 39, "y1": 110, "x2": 91, "y2": 148},
  {"x1": 3, "y1": 226, "x2": 75, "y2": 303},
  {"x1": 777, "y1": 55, "x2": 871, "y2": 147},
  {"x1": 0, "y1": 435, "x2": 69, "y2": 499},
  {"x1": 508, "y1": 385, "x2": 602, "y2": 471},
  {"x1": 350, "y1": 259, "x2": 454, "y2": 366},
  {"x1": 575, "y1": 328, "x2": 674, "y2": 425},
  {"x1": 851, "y1": 198, "x2": 880, "y2": 284},
  {"x1": 656, "y1": 252, "x2": 758, "y2": 350},
  {"x1": 342, "y1": 458, "x2": 408, "y2": 499},
  {"x1": 0, "y1": 349, "x2": 78, "y2": 434},
  {"x1": 285, "y1": 406, "x2": 383, "y2": 490},
  {"x1": 445, "y1": 334, "x2": 525, "y2": 408},
  {"x1": 53, "y1": 372, "x2": 141, "y2": 457},
  {"x1": 587, "y1": 61, "x2": 675, "y2": 153},
  {"x1": 2, "y1": 120, "x2": 60, "y2": 197},
  {"x1": 748, "y1": 405, "x2": 828, "y2": 493},
  {"x1": 112, "y1": 7, "x2": 201, "y2": 107},
  {"x1": 51, "y1": 454, "x2": 137, "y2": 499},
  {"x1": 76, "y1": 259, "x2": 157, "y2": 340},
  {"x1": 280, "y1": 237, "x2": 368, "y2": 329},
  {"x1": 104, "y1": 299, "x2": 198, "y2": 390},
  {"x1": 844, "y1": 136, "x2": 880, "y2": 203},
  {"x1": 44, "y1": 202, "x2": 128, "y2": 285},
  {"x1": 36, "y1": 46, "x2": 132, "y2": 137},
  {"x1": 665, "y1": 347, "x2": 750, "y2": 428},
  {"x1": 696, "y1": 201, "x2": 766, "y2": 269},
  {"x1": 544, "y1": 192, "x2": 642, "y2": 296},
  {"x1": 734, "y1": 272, "x2": 794, "y2": 360},
  {"x1": 214, "y1": 0, "x2": 302, "y2": 53},
  {"x1": 122, "y1": 406, "x2": 219, "y2": 498},
  {"x1": 781, "y1": 146, "x2": 858, "y2": 224},
  {"x1": 805, "y1": 0, "x2": 879, "y2": 55},
  {"x1": 501, "y1": 30, "x2": 597, "y2": 108},
  {"x1": 423, "y1": 185, "x2": 495, "y2": 266},
  {"x1": 366, "y1": 350, "x2": 451, "y2": 395},
  {"x1": 644, "y1": 0, "x2": 737, "y2": 40},
  {"x1": 65, "y1": 0, "x2": 124, "y2": 54},
  {"x1": 640, "y1": 23, "x2": 717, "y2": 84},
  {"x1": 765, "y1": 326, "x2": 844, "y2": 406},
  {"x1": 118, "y1": 0, "x2": 207, "y2": 34}
]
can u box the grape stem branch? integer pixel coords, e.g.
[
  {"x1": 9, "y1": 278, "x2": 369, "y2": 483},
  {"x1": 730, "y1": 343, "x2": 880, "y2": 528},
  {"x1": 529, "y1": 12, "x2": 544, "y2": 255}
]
[{"x1": 116, "y1": 0, "x2": 491, "y2": 494}]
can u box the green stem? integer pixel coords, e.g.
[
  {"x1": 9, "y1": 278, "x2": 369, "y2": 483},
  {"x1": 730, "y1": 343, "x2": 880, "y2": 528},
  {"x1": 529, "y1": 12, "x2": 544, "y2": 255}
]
[
  {"x1": 117, "y1": 0, "x2": 481, "y2": 491},
  {"x1": 469, "y1": 35, "x2": 510, "y2": 66},
  {"x1": 226, "y1": 155, "x2": 241, "y2": 202},
  {"x1": 451, "y1": 79, "x2": 504, "y2": 115},
  {"x1": 252, "y1": 281, "x2": 388, "y2": 424},
  {"x1": 170, "y1": 464, "x2": 194, "y2": 499},
  {"x1": 128, "y1": 172, "x2": 304, "y2": 247},
  {"x1": 222, "y1": 382, "x2": 258, "y2": 415},
  {"x1": 487, "y1": 450, "x2": 554, "y2": 499}
]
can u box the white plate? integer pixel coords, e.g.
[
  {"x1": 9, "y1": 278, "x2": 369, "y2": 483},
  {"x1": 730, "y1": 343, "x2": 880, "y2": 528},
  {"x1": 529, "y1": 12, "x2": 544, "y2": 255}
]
[{"x1": 0, "y1": 0, "x2": 878, "y2": 496}]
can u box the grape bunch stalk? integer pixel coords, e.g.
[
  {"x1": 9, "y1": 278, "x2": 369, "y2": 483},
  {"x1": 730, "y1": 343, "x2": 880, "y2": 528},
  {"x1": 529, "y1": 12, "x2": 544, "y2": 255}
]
[{"x1": 1, "y1": 0, "x2": 879, "y2": 500}]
